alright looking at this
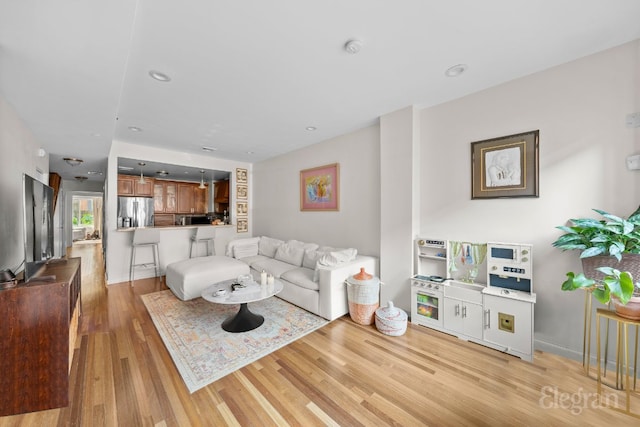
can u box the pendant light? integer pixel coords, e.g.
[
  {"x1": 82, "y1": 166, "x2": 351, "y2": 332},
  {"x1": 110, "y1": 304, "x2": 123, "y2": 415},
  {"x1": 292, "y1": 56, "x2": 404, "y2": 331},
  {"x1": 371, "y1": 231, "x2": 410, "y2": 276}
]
[
  {"x1": 199, "y1": 170, "x2": 206, "y2": 189},
  {"x1": 138, "y1": 162, "x2": 146, "y2": 184}
]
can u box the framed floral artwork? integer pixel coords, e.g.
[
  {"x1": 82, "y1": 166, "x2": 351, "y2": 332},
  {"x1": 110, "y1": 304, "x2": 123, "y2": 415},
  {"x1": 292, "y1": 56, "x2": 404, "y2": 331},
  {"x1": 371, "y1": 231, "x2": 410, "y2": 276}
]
[{"x1": 300, "y1": 163, "x2": 339, "y2": 211}]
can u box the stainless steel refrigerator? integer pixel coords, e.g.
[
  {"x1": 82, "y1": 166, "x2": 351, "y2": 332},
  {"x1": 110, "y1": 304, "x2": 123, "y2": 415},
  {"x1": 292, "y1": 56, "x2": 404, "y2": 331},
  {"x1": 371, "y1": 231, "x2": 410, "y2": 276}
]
[{"x1": 117, "y1": 197, "x2": 154, "y2": 228}]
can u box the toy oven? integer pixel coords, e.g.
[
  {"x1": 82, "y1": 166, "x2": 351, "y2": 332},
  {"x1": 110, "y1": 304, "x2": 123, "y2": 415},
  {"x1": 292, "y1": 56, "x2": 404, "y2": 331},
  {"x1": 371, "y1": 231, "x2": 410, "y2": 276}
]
[{"x1": 411, "y1": 276, "x2": 443, "y2": 328}]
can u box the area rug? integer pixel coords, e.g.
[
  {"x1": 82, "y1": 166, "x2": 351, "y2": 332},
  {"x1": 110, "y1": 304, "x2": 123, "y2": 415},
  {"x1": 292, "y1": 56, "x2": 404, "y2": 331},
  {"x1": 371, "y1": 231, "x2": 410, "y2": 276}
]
[{"x1": 141, "y1": 290, "x2": 329, "y2": 393}]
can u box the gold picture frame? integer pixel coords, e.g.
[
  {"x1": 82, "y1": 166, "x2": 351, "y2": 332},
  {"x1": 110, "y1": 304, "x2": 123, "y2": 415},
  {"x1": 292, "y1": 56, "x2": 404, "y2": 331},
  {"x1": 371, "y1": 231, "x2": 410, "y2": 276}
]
[
  {"x1": 236, "y1": 168, "x2": 247, "y2": 184},
  {"x1": 471, "y1": 130, "x2": 539, "y2": 199},
  {"x1": 236, "y1": 201, "x2": 248, "y2": 216},
  {"x1": 236, "y1": 184, "x2": 248, "y2": 200},
  {"x1": 236, "y1": 217, "x2": 248, "y2": 233}
]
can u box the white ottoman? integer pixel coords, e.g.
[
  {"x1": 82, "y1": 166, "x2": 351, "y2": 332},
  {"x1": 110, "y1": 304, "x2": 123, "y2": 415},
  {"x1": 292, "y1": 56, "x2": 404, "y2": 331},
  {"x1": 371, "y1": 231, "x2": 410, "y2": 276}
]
[{"x1": 165, "y1": 255, "x2": 250, "y2": 301}]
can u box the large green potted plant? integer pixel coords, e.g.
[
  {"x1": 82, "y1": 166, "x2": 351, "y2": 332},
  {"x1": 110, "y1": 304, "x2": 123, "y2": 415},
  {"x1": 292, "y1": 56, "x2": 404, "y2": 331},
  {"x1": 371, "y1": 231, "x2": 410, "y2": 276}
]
[{"x1": 552, "y1": 208, "x2": 640, "y2": 319}]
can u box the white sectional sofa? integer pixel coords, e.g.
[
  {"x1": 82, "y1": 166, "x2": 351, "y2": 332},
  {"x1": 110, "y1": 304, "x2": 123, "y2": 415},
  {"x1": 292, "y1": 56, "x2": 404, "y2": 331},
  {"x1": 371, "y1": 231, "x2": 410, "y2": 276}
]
[{"x1": 226, "y1": 236, "x2": 377, "y2": 321}]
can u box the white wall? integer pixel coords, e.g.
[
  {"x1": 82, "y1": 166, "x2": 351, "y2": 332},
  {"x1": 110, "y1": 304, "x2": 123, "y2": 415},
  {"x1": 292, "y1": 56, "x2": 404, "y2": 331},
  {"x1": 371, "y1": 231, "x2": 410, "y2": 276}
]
[
  {"x1": 380, "y1": 106, "x2": 419, "y2": 310},
  {"x1": 0, "y1": 95, "x2": 50, "y2": 274},
  {"x1": 252, "y1": 125, "x2": 381, "y2": 257},
  {"x1": 105, "y1": 140, "x2": 252, "y2": 284},
  {"x1": 419, "y1": 40, "x2": 640, "y2": 359}
]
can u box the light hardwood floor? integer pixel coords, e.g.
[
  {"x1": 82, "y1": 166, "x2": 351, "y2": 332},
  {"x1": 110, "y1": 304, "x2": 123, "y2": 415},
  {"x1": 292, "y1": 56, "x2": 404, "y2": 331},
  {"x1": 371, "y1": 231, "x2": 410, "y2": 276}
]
[{"x1": 1, "y1": 242, "x2": 640, "y2": 426}]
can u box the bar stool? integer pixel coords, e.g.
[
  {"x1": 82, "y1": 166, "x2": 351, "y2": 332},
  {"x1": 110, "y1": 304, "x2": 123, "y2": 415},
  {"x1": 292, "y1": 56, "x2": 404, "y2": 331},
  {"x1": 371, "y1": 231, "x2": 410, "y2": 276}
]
[
  {"x1": 130, "y1": 228, "x2": 161, "y2": 284},
  {"x1": 190, "y1": 226, "x2": 216, "y2": 258}
]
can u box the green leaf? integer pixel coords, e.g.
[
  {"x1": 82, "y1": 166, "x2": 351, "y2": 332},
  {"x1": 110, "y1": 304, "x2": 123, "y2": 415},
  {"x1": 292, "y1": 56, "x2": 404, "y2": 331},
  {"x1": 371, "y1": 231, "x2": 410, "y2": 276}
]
[
  {"x1": 580, "y1": 247, "x2": 606, "y2": 258},
  {"x1": 561, "y1": 272, "x2": 595, "y2": 291},
  {"x1": 592, "y1": 287, "x2": 610, "y2": 304}
]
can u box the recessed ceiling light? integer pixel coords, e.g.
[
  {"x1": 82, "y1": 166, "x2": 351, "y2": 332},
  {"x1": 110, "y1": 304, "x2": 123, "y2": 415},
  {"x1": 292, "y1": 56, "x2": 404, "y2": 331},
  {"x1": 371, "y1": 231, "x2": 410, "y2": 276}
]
[
  {"x1": 246, "y1": 151, "x2": 254, "y2": 155},
  {"x1": 74, "y1": 176, "x2": 88, "y2": 181},
  {"x1": 87, "y1": 171, "x2": 103, "y2": 175},
  {"x1": 306, "y1": 126, "x2": 317, "y2": 131},
  {"x1": 149, "y1": 70, "x2": 171, "y2": 82},
  {"x1": 201, "y1": 146, "x2": 217, "y2": 152},
  {"x1": 156, "y1": 170, "x2": 169, "y2": 176},
  {"x1": 445, "y1": 64, "x2": 468, "y2": 77},
  {"x1": 128, "y1": 126, "x2": 142, "y2": 132},
  {"x1": 118, "y1": 166, "x2": 134, "y2": 171}
]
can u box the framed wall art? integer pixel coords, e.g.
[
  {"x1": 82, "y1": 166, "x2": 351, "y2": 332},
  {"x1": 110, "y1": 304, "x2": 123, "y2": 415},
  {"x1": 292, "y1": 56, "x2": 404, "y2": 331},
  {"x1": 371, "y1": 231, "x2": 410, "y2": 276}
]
[
  {"x1": 236, "y1": 201, "x2": 248, "y2": 216},
  {"x1": 236, "y1": 184, "x2": 248, "y2": 200},
  {"x1": 236, "y1": 168, "x2": 247, "y2": 184},
  {"x1": 300, "y1": 163, "x2": 339, "y2": 211},
  {"x1": 471, "y1": 130, "x2": 539, "y2": 199},
  {"x1": 236, "y1": 217, "x2": 248, "y2": 233}
]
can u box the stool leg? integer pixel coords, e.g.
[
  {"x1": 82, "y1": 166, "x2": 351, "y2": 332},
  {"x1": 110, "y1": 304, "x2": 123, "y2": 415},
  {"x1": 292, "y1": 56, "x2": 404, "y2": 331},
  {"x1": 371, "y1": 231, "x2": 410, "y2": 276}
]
[
  {"x1": 153, "y1": 244, "x2": 157, "y2": 278},
  {"x1": 156, "y1": 244, "x2": 162, "y2": 281},
  {"x1": 130, "y1": 245, "x2": 135, "y2": 284}
]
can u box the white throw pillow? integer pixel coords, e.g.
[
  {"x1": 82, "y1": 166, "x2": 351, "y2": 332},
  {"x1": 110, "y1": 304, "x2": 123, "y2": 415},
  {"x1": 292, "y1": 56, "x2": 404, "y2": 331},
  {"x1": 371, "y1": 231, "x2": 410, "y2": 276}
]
[
  {"x1": 258, "y1": 236, "x2": 284, "y2": 258},
  {"x1": 275, "y1": 243, "x2": 305, "y2": 267},
  {"x1": 225, "y1": 237, "x2": 260, "y2": 257},
  {"x1": 287, "y1": 239, "x2": 319, "y2": 251},
  {"x1": 234, "y1": 243, "x2": 259, "y2": 259},
  {"x1": 302, "y1": 248, "x2": 327, "y2": 270},
  {"x1": 317, "y1": 248, "x2": 358, "y2": 266}
]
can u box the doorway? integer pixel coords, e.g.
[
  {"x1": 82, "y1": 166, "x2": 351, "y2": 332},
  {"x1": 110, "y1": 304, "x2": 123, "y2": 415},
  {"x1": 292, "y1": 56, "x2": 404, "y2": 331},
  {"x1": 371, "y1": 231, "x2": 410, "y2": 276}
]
[{"x1": 72, "y1": 195, "x2": 103, "y2": 244}]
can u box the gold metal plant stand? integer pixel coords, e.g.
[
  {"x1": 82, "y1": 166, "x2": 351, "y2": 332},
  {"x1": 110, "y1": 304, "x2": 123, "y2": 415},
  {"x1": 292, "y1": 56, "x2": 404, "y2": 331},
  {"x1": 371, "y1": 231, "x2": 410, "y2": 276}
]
[
  {"x1": 583, "y1": 290, "x2": 612, "y2": 380},
  {"x1": 596, "y1": 308, "x2": 640, "y2": 417}
]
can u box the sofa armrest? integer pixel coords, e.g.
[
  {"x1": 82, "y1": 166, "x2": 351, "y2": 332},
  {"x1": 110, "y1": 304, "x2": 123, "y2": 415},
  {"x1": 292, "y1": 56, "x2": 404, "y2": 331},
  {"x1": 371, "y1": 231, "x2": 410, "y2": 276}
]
[{"x1": 317, "y1": 255, "x2": 377, "y2": 321}]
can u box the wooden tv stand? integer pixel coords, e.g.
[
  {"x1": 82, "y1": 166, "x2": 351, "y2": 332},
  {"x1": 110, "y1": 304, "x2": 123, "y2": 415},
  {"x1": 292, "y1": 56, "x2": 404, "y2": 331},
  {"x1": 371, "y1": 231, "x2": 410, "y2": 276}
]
[{"x1": 0, "y1": 257, "x2": 81, "y2": 416}]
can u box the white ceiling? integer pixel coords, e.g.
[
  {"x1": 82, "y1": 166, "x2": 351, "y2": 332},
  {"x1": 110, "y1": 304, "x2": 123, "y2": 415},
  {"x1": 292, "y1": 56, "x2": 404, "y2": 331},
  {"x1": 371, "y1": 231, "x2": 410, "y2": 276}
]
[{"x1": 2, "y1": 0, "x2": 640, "y2": 182}]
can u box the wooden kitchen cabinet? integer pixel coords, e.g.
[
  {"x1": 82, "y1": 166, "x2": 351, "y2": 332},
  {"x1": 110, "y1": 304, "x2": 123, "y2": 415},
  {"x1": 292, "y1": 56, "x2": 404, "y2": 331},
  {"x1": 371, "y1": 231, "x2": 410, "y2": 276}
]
[
  {"x1": 165, "y1": 182, "x2": 177, "y2": 212},
  {"x1": 194, "y1": 185, "x2": 208, "y2": 214},
  {"x1": 118, "y1": 174, "x2": 154, "y2": 197},
  {"x1": 214, "y1": 180, "x2": 229, "y2": 202},
  {"x1": 177, "y1": 183, "x2": 195, "y2": 213},
  {"x1": 117, "y1": 175, "x2": 135, "y2": 196},
  {"x1": 135, "y1": 177, "x2": 154, "y2": 197},
  {"x1": 154, "y1": 181, "x2": 178, "y2": 213},
  {"x1": 154, "y1": 182, "x2": 164, "y2": 211}
]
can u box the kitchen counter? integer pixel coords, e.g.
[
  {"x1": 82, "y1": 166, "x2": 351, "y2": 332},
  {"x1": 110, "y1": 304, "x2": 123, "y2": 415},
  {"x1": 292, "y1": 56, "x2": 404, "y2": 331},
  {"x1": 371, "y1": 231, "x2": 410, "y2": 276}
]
[
  {"x1": 107, "y1": 223, "x2": 240, "y2": 284},
  {"x1": 116, "y1": 224, "x2": 234, "y2": 232}
]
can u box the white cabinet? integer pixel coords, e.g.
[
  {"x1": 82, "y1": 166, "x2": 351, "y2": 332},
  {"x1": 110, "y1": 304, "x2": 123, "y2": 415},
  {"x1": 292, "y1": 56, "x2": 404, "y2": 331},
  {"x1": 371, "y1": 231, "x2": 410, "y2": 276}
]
[
  {"x1": 444, "y1": 283, "x2": 484, "y2": 341},
  {"x1": 483, "y1": 290, "x2": 536, "y2": 362}
]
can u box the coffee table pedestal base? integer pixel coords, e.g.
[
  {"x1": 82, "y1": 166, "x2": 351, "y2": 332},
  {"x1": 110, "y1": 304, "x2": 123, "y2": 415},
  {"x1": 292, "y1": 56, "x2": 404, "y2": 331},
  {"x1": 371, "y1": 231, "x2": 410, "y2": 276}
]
[{"x1": 222, "y1": 303, "x2": 264, "y2": 332}]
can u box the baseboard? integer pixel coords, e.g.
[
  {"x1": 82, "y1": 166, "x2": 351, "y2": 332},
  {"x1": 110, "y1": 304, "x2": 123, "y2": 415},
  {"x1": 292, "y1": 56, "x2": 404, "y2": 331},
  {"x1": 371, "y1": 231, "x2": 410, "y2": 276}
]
[{"x1": 535, "y1": 339, "x2": 582, "y2": 362}]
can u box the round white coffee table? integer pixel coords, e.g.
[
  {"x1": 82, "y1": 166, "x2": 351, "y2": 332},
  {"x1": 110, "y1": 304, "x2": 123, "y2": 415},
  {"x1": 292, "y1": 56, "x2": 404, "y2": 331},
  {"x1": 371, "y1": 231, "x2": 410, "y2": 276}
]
[{"x1": 201, "y1": 278, "x2": 283, "y2": 332}]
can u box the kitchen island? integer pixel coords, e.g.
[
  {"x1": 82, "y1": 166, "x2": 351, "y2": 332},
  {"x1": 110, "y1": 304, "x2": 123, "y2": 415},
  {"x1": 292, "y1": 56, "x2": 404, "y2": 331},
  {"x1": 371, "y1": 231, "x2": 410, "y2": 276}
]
[{"x1": 107, "y1": 224, "x2": 238, "y2": 284}]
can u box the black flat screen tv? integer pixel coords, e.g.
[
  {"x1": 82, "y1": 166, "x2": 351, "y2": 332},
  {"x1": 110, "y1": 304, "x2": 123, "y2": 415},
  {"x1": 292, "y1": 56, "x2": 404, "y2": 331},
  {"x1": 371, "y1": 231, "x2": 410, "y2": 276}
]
[{"x1": 23, "y1": 173, "x2": 54, "y2": 281}]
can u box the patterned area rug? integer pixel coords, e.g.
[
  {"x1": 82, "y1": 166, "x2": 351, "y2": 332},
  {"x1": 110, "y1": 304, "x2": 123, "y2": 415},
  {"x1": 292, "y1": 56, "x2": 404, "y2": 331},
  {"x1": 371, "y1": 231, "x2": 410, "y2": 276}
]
[{"x1": 141, "y1": 290, "x2": 328, "y2": 393}]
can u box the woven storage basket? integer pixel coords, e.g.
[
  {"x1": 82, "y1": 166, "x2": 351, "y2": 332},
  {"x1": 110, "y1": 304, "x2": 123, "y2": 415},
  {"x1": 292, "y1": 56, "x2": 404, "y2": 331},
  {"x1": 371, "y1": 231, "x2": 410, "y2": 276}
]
[{"x1": 581, "y1": 253, "x2": 640, "y2": 282}]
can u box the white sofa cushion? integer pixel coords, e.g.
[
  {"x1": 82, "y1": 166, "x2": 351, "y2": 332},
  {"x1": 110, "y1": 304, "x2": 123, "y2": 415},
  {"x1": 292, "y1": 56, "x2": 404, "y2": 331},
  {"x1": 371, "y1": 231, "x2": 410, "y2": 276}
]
[
  {"x1": 275, "y1": 243, "x2": 305, "y2": 266},
  {"x1": 259, "y1": 236, "x2": 283, "y2": 257},
  {"x1": 240, "y1": 254, "x2": 270, "y2": 267},
  {"x1": 234, "y1": 243, "x2": 259, "y2": 259},
  {"x1": 250, "y1": 258, "x2": 298, "y2": 278},
  {"x1": 280, "y1": 267, "x2": 319, "y2": 291}
]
